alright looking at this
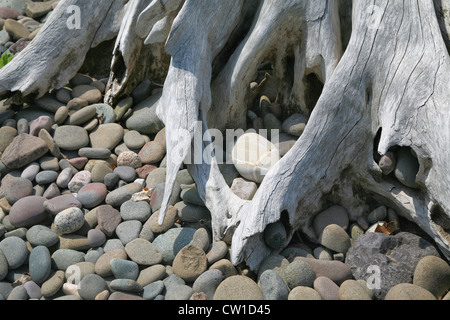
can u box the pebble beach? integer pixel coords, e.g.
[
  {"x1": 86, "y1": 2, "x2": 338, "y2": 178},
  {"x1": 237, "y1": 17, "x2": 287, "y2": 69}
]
[{"x1": 0, "y1": 1, "x2": 449, "y2": 302}]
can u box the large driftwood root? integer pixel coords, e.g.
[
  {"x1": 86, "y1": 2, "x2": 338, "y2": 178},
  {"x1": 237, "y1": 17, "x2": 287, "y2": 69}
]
[{"x1": 0, "y1": 0, "x2": 449, "y2": 271}]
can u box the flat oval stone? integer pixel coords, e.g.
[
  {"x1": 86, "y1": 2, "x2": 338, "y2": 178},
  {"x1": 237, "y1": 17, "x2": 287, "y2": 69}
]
[
  {"x1": 314, "y1": 276, "x2": 340, "y2": 300},
  {"x1": 87, "y1": 229, "x2": 106, "y2": 248},
  {"x1": 385, "y1": 283, "x2": 436, "y2": 300},
  {"x1": 125, "y1": 93, "x2": 165, "y2": 135},
  {"x1": 319, "y1": 224, "x2": 351, "y2": 254},
  {"x1": 71, "y1": 85, "x2": 102, "y2": 104},
  {"x1": 3, "y1": 176, "x2": 33, "y2": 204},
  {"x1": 110, "y1": 258, "x2": 139, "y2": 280},
  {"x1": 43, "y1": 193, "x2": 82, "y2": 216},
  {"x1": 0, "y1": 236, "x2": 28, "y2": 269},
  {"x1": 113, "y1": 166, "x2": 136, "y2": 182},
  {"x1": 41, "y1": 270, "x2": 65, "y2": 298},
  {"x1": 29, "y1": 245, "x2": 51, "y2": 284},
  {"x1": 68, "y1": 105, "x2": 97, "y2": 125},
  {"x1": 123, "y1": 130, "x2": 146, "y2": 150},
  {"x1": 110, "y1": 279, "x2": 143, "y2": 293},
  {"x1": 258, "y1": 269, "x2": 290, "y2": 300},
  {"x1": 78, "y1": 273, "x2": 108, "y2": 300},
  {"x1": 105, "y1": 182, "x2": 143, "y2": 208},
  {"x1": 53, "y1": 125, "x2": 89, "y2": 151},
  {"x1": 21, "y1": 162, "x2": 40, "y2": 181},
  {"x1": 125, "y1": 238, "x2": 163, "y2": 266},
  {"x1": 172, "y1": 244, "x2": 207, "y2": 282},
  {"x1": 339, "y1": 279, "x2": 373, "y2": 300},
  {"x1": 413, "y1": 255, "x2": 450, "y2": 299},
  {"x1": 26, "y1": 225, "x2": 59, "y2": 247},
  {"x1": 284, "y1": 260, "x2": 316, "y2": 289},
  {"x1": 288, "y1": 286, "x2": 323, "y2": 300},
  {"x1": 89, "y1": 123, "x2": 124, "y2": 150},
  {"x1": 76, "y1": 182, "x2": 107, "y2": 209},
  {"x1": 56, "y1": 167, "x2": 74, "y2": 189},
  {"x1": 120, "y1": 200, "x2": 152, "y2": 222},
  {"x1": 51, "y1": 249, "x2": 85, "y2": 271},
  {"x1": 116, "y1": 220, "x2": 142, "y2": 245},
  {"x1": 9, "y1": 196, "x2": 47, "y2": 228},
  {"x1": 0, "y1": 126, "x2": 17, "y2": 153},
  {"x1": 134, "y1": 264, "x2": 165, "y2": 288},
  {"x1": 78, "y1": 147, "x2": 111, "y2": 159},
  {"x1": 35, "y1": 170, "x2": 58, "y2": 185},
  {"x1": 192, "y1": 269, "x2": 224, "y2": 300},
  {"x1": 147, "y1": 206, "x2": 176, "y2": 233},
  {"x1": 138, "y1": 141, "x2": 165, "y2": 164},
  {"x1": 54, "y1": 207, "x2": 85, "y2": 234}
]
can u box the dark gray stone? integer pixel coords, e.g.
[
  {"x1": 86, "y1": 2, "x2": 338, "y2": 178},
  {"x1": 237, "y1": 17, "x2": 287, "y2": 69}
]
[{"x1": 345, "y1": 232, "x2": 440, "y2": 300}]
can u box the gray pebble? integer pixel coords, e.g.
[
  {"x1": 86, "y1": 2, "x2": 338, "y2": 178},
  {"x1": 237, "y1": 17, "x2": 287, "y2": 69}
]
[
  {"x1": 165, "y1": 284, "x2": 194, "y2": 300},
  {"x1": 114, "y1": 166, "x2": 136, "y2": 182},
  {"x1": 258, "y1": 269, "x2": 290, "y2": 300},
  {"x1": 78, "y1": 273, "x2": 108, "y2": 300},
  {"x1": 29, "y1": 245, "x2": 52, "y2": 284},
  {"x1": 142, "y1": 280, "x2": 164, "y2": 300},
  {"x1": 110, "y1": 258, "x2": 140, "y2": 280},
  {"x1": 7, "y1": 285, "x2": 28, "y2": 300},
  {"x1": 120, "y1": 200, "x2": 151, "y2": 222},
  {"x1": 153, "y1": 227, "x2": 196, "y2": 264},
  {"x1": 110, "y1": 279, "x2": 143, "y2": 293},
  {"x1": 116, "y1": 220, "x2": 142, "y2": 245},
  {"x1": 51, "y1": 249, "x2": 85, "y2": 271},
  {"x1": 192, "y1": 269, "x2": 223, "y2": 300},
  {"x1": 0, "y1": 236, "x2": 28, "y2": 269}
]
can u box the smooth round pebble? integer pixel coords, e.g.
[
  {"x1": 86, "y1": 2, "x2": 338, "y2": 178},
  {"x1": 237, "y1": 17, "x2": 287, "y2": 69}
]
[
  {"x1": 319, "y1": 224, "x2": 351, "y2": 254},
  {"x1": 288, "y1": 286, "x2": 323, "y2": 300},
  {"x1": 192, "y1": 269, "x2": 224, "y2": 300},
  {"x1": 313, "y1": 276, "x2": 340, "y2": 300},
  {"x1": 284, "y1": 259, "x2": 316, "y2": 289},
  {"x1": 110, "y1": 279, "x2": 143, "y2": 293},
  {"x1": 0, "y1": 236, "x2": 28, "y2": 269},
  {"x1": 110, "y1": 258, "x2": 139, "y2": 280},
  {"x1": 54, "y1": 207, "x2": 85, "y2": 234},
  {"x1": 413, "y1": 255, "x2": 450, "y2": 298},
  {"x1": 258, "y1": 269, "x2": 290, "y2": 300},
  {"x1": 153, "y1": 227, "x2": 196, "y2": 264},
  {"x1": 116, "y1": 220, "x2": 142, "y2": 245},
  {"x1": 78, "y1": 274, "x2": 108, "y2": 300},
  {"x1": 120, "y1": 200, "x2": 152, "y2": 222},
  {"x1": 8, "y1": 195, "x2": 47, "y2": 228},
  {"x1": 87, "y1": 229, "x2": 106, "y2": 248},
  {"x1": 172, "y1": 244, "x2": 207, "y2": 282},
  {"x1": 29, "y1": 246, "x2": 51, "y2": 284},
  {"x1": 51, "y1": 249, "x2": 86, "y2": 271},
  {"x1": 213, "y1": 275, "x2": 263, "y2": 300},
  {"x1": 385, "y1": 283, "x2": 436, "y2": 300},
  {"x1": 112, "y1": 167, "x2": 136, "y2": 184},
  {"x1": 142, "y1": 280, "x2": 164, "y2": 300},
  {"x1": 35, "y1": 170, "x2": 58, "y2": 185},
  {"x1": 339, "y1": 279, "x2": 372, "y2": 300},
  {"x1": 125, "y1": 238, "x2": 162, "y2": 266},
  {"x1": 76, "y1": 182, "x2": 107, "y2": 209}
]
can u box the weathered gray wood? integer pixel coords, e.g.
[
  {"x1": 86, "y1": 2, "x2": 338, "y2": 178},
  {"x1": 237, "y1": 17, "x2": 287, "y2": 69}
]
[
  {"x1": 104, "y1": 0, "x2": 172, "y2": 105},
  {"x1": 0, "y1": 0, "x2": 448, "y2": 272},
  {"x1": 0, "y1": 0, "x2": 125, "y2": 101}
]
